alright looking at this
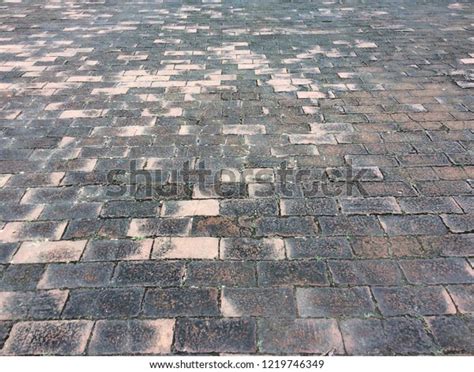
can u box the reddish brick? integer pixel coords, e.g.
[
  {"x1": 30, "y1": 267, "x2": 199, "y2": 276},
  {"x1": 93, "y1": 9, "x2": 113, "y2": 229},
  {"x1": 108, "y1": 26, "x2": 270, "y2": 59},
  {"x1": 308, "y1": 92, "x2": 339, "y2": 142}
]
[
  {"x1": 400, "y1": 258, "x2": 473, "y2": 284},
  {"x1": 329, "y1": 260, "x2": 403, "y2": 285}
]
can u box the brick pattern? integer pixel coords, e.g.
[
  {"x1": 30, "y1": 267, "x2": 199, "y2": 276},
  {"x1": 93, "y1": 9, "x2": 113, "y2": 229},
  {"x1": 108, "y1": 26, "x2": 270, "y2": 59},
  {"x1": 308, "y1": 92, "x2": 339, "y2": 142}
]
[{"x1": 0, "y1": 0, "x2": 473, "y2": 355}]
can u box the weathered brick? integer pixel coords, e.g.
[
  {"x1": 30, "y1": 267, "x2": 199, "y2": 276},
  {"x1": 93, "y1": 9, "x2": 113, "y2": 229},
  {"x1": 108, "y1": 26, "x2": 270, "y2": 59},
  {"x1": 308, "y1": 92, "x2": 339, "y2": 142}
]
[
  {"x1": 12, "y1": 240, "x2": 86, "y2": 263},
  {"x1": 257, "y1": 261, "x2": 328, "y2": 286},
  {"x1": 38, "y1": 262, "x2": 114, "y2": 289},
  {"x1": 191, "y1": 216, "x2": 246, "y2": 237},
  {"x1": 113, "y1": 261, "x2": 184, "y2": 286},
  {"x1": 400, "y1": 258, "x2": 473, "y2": 284},
  {"x1": 441, "y1": 214, "x2": 474, "y2": 233},
  {"x1": 373, "y1": 286, "x2": 456, "y2": 316},
  {"x1": 420, "y1": 234, "x2": 474, "y2": 257},
  {"x1": 143, "y1": 288, "x2": 219, "y2": 317},
  {"x1": 339, "y1": 197, "x2": 401, "y2": 215},
  {"x1": 0, "y1": 242, "x2": 19, "y2": 263},
  {"x1": 340, "y1": 319, "x2": 389, "y2": 355},
  {"x1": 280, "y1": 198, "x2": 338, "y2": 216},
  {"x1": 0, "y1": 290, "x2": 68, "y2": 320},
  {"x1": 447, "y1": 285, "x2": 474, "y2": 313},
  {"x1": 161, "y1": 200, "x2": 219, "y2": 217},
  {"x1": 186, "y1": 261, "x2": 256, "y2": 287},
  {"x1": 88, "y1": 320, "x2": 175, "y2": 355},
  {"x1": 63, "y1": 288, "x2": 143, "y2": 318},
  {"x1": 222, "y1": 288, "x2": 296, "y2": 317},
  {"x1": 82, "y1": 239, "x2": 153, "y2": 261},
  {"x1": 329, "y1": 260, "x2": 403, "y2": 285},
  {"x1": 0, "y1": 221, "x2": 67, "y2": 243},
  {"x1": 285, "y1": 237, "x2": 353, "y2": 258},
  {"x1": 152, "y1": 237, "x2": 218, "y2": 259},
  {"x1": 256, "y1": 216, "x2": 318, "y2": 236},
  {"x1": 220, "y1": 238, "x2": 285, "y2": 259},
  {"x1": 258, "y1": 319, "x2": 344, "y2": 354},
  {"x1": 379, "y1": 215, "x2": 448, "y2": 235},
  {"x1": 0, "y1": 264, "x2": 45, "y2": 291},
  {"x1": 128, "y1": 218, "x2": 192, "y2": 237},
  {"x1": 319, "y1": 216, "x2": 384, "y2": 236},
  {"x1": 3, "y1": 320, "x2": 93, "y2": 355},
  {"x1": 426, "y1": 316, "x2": 474, "y2": 353},
  {"x1": 174, "y1": 318, "x2": 256, "y2": 353},
  {"x1": 296, "y1": 287, "x2": 376, "y2": 317},
  {"x1": 0, "y1": 204, "x2": 44, "y2": 221},
  {"x1": 383, "y1": 317, "x2": 437, "y2": 355},
  {"x1": 398, "y1": 197, "x2": 463, "y2": 214},
  {"x1": 101, "y1": 201, "x2": 158, "y2": 218}
]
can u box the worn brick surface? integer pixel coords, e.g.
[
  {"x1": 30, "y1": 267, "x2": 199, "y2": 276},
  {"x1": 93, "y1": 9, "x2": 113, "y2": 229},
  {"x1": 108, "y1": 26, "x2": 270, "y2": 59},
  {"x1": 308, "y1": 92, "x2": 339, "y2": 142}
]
[{"x1": 1, "y1": 0, "x2": 473, "y2": 355}]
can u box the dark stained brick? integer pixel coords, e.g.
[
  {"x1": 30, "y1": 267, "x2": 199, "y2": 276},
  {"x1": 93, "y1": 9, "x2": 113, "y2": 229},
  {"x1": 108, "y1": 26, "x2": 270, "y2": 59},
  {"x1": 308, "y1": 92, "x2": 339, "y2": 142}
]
[
  {"x1": 186, "y1": 261, "x2": 256, "y2": 287},
  {"x1": 175, "y1": 318, "x2": 256, "y2": 353},
  {"x1": 398, "y1": 197, "x2": 463, "y2": 214},
  {"x1": 38, "y1": 262, "x2": 114, "y2": 289},
  {"x1": 222, "y1": 288, "x2": 296, "y2": 317},
  {"x1": 280, "y1": 198, "x2": 338, "y2": 216},
  {"x1": 220, "y1": 238, "x2": 285, "y2": 259},
  {"x1": 319, "y1": 216, "x2": 384, "y2": 236},
  {"x1": 113, "y1": 261, "x2": 184, "y2": 286},
  {"x1": 2, "y1": 320, "x2": 93, "y2": 355},
  {"x1": 256, "y1": 217, "x2": 318, "y2": 236},
  {"x1": 82, "y1": 239, "x2": 153, "y2": 261},
  {"x1": 63, "y1": 288, "x2": 143, "y2": 318},
  {"x1": 88, "y1": 320, "x2": 175, "y2": 355},
  {"x1": 447, "y1": 285, "x2": 474, "y2": 313},
  {"x1": 340, "y1": 319, "x2": 389, "y2": 355},
  {"x1": 400, "y1": 258, "x2": 474, "y2": 284},
  {"x1": 258, "y1": 319, "x2": 344, "y2": 354},
  {"x1": 220, "y1": 199, "x2": 278, "y2": 216},
  {"x1": 420, "y1": 234, "x2": 474, "y2": 257},
  {"x1": 339, "y1": 197, "x2": 401, "y2": 215},
  {"x1": 329, "y1": 260, "x2": 403, "y2": 285},
  {"x1": 441, "y1": 214, "x2": 474, "y2": 233},
  {"x1": 143, "y1": 288, "x2": 219, "y2": 317},
  {"x1": 0, "y1": 264, "x2": 45, "y2": 291},
  {"x1": 379, "y1": 215, "x2": 448, "y2": 235},
  {"x1": 296, "y1": 287, "x2": 376, "y2": 317},
  {"x1": 426, "y1": 316, "x2": 474, "y2": 354},
  {"x1": 373, "y1": 286, "x2": 456, "y2": 316},
  {"x1": 383, "y1": 317, "x2": 438, "y2": 355},
  {"x1": 257, "y1": 261, "x2": 328, "y2": 286}
]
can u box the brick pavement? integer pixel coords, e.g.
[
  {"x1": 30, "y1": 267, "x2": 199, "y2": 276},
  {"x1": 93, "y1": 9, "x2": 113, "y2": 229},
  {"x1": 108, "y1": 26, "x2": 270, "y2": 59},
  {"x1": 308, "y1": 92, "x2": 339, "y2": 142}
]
[{"x1": 0, "y1": 0, "x2": 473, "y2": 355}]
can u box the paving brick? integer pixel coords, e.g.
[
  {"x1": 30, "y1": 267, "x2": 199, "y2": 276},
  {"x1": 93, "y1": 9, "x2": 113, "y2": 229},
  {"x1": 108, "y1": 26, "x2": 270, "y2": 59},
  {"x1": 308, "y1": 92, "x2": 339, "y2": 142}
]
[
  {"x1": 113, "y1": 261, "x2": 184, "y2": 286},
  {"x1": 220, "y1": 199, "x2": 278, "y2": 216},
  {"x1": 349, "y1": 236, "x2": 424, "y2": 258},
  {"x1": 319, "y1": 216, "x2": 384, "y2": 236},
  {"x1": 143, "y1": 288, "x2": 219, "y2": 317},
  {"x1": 258, "y1": 319, "x2": 344, "y2": 354},
  {"x1": 256, "y1": 217, "x2": 318, "y2": 236},
  {"x1": 12, "y1": 240, "x2": 86, "y2": 263},
  {"x1": 220, "y1": 238, "x2": 285, "y2": 259},
  {"x1": 285, "y1": 237, "x2": 353, "y2": 258},
  {"x1": 0, "y1": 264, "x2": 45, "y2": 291},
  {"x1": 186, "y1": 261, "x2": 256, "y2": 287},
  {"x1": 3, "y1": 320, "x2": 93, "y2": 355},
  {"x1": 161, "y1": 200, "x2": 219, "y2": 217},
  {"x1": 63, "y1": 288, "x2": 143, "y2": 318},
  {"x1": 447, "y1": 285, "x2": 474, "y2": 313},
  {"x1": 426, "y1": 316, "x2": 474, "y2": 353},
  {"x1": 0, "y1": 290, "x2": 68, "y2": 320},
  {"x1": 88, "y1": 320, "x2": 175, "y2": 355},
  {"x1": 339, "y1": 197, "x2": 401, "y2": 214},
  {"x1": 441, "y1": 214, "x2": 474, "y2": 233},
  {"x1": 152, "y1": 237, "x2": 218, "y2": 259},
  {"x1": 280, "y1": 198, "x2": 338, "y2": 216},
  {"x1": 0, "y1": 221, "x2": 67, "y2": 243},
  {"x1": 373, "y1": 286, "x2": 456, "y2": 316},
  {"x1": 101, "y1": 201, "x2": 158, "y2": 218},
  {"x1": 257, "y1": 261, "x2": 328, "y2": 286},
  {"x1": 0, "y1": 204, "x2": 44, "y2": 221},
  {"x1": 398, "y1": 197, "x2": 463, "y2": 214},
  {"x1": 379, "y1": 215, "x2": 448, "y2": 235},
  {"x1": 221, "y1": 288, "x2": 296, "y2": 317},
  {"x1": 128, "y1": 218, "x2": 192, "y2": 237},
  {"x1": 0, "y1": 321, "x2": 13, "y2": 349},
  {"x1": 383, "y1": 317, "x2": 438, "y2": 355},
  {"x1": 82, "y1": 239, "x2": 153, "y2": 261},
  {"x1": 400, "y1": 258, "x2": 474, "y2": 284},
  {"x1": 296, "y1": 287, "x2": 376, "y2": 317},
  {"x1": 38, "y1": 262, "x2": 114, "y2": 289},
  {"x1": 191, "y1": 216, "x2": 247, "y2": 237},
  {"x1": 174, "y1": 318, "x2": 256, "y2": 353},
  {"x1": 340, "y1": 319, "x2": 389, "y2": 355},
  {"x1": 329, "y1": 260, "x2": 403, "y2": 285},
  {"x1": 420, "y1": 234, "x2": 474, "y2": 257},
  {"x1": 0, "y1": 242, "x2": 19, "y2": 263}
]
